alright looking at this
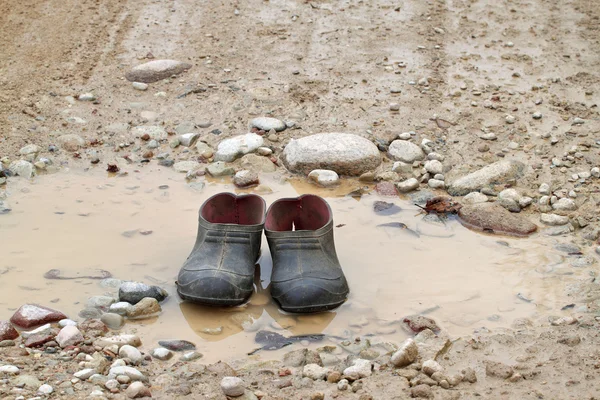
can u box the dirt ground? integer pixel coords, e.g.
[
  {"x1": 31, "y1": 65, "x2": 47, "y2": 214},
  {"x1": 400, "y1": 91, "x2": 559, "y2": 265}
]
[{"x1": 1, "y1": 0, "x2": 600, "y2": 399}]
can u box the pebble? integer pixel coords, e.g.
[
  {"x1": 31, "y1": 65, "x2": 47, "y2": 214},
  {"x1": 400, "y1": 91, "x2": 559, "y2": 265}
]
[
  {"x1": 389, "y1": 103, "x2": 400, "y2": 111},
  {"x1": 479, "y1": 132, "x2": 497, "y2": 141},
  {"x1": 342, "y1": 359, "x2": 372, "y2": 379},
  {"x1": 132, "y1": 82, "x2": 148, "y2": 91},
  {"x1": 132, "y1": 125, "x2": 168, "y2": 141},
  {"x1": 173, "y1": 161, "x2": 200, "y2": 173},
  {"x1": 78, "y1": 93, "x2": 96, "y2": 102},
  {"x1": 388, "y1": 140, "x2": 425, "y2": 163},
  {"x1": 411, "y1": 384, "x2": 433, "y2": 398},
  {"x1": 303, "y1": 364, "x2": 328, "y2": 380},
  {"x1": 0, "y1": 365, "x2": 19, "y2": 374},
  {"x1": 125, "y1": 59, "x2": 192, "y2": 83},
  {"x1": 100, "y1": 313, "x2": 124, "y2": 330},
  {"x1": 0, "y1": 321, "x2": 19, "y2": 341},
  {"x1": 233, "y1": 170, "x2": 259, "y2": 188},
  {"x1": 422, "y1": 360, "x2": 443, "y2": 376},
  {"x1": 427, "y1": 179, "x2": 445, "y2": 189},
  {"x1": 391, "y1": 338, "x2": 418, "y2": 367},
  {"x1": 180, "y1": 351, "x2": 203, "y2": 361},
  {"x1": 337, "y1": 379, "x2": 349, "y2": 390},
  {"x1": 257, "y1": 147, "x2": 273, "y2": 156},
  {"x1": 539, "y1": 183, "x2": 551, "y2": 195},
  {"x1": 206, "y1": 161, "x2": 235, "y2": 177},
  {"x1": 250, "y1": 117, "x2": 286, "y2": 132},
  {"x1": 119, "y1": 281, "x2": 168, "y2": 305},
  {"x1": 74, "y1": 368, "x2": 96, "y2": 380},
  {"x1": 424, "y1": 160, "x2": 443, "y2": 175},
  {"x1": 282, "y1": 133, "x2": 381, "y2": 176},
  {"x1": 221, "y1": 376, "x2": 245, "y2": 396},
  {"x1": 109, "y1": 302, "x2": 133, "y2": 316},
  {"x1": 8, "y1": 160, "x2": 35, "y2": 179},
  {"x1": 505, "y1": 115, "x2": 516, "y2": 124},
  {"x1": 19, "y1": 144, "x2": 40, "y2": 156},
  {"x1": 398, "y1": 132, "x2": 412, "y2": 140},
  {"x1": 552, "y1": 198, "x2": 577, "y2": 211},
  {"x1": 55, "y1": 325, "x2": 84, "y2": 348},
  {"x1": 126, "y1": 298, "x2": 161, "y2": 319},
  {"x1": 540, "y1": 213, "x2": 569, "y2": 226},
  {"x1": 179, "y1": 133, "x2": 200, "y2": 148},
  {"x1": 119, "y1": 345, "x2": 143, "y2": 365},
  {"x1": 395, "y1": 178, "x2": 419, "y2": 193},
  {"x1": 125, "y1": 381, "x2": 151, "y2": 399},
  {"x1": 38, "y1": 384, "x2": 53, "y2": 395},
  {"x1": 463, "y1": 192, "x2": 488, "y2": 204},
  {"x1": 214, "y1": 133, "x2": 264, "y2": 162},
  {"x1": 108, "y1": 366, "x2": 148, "y2": 382},
  {"x1": 308, "y1": 169, "x2": 339, "y2": 187},
  {"x1": 532, "y1": 112, "x2": 543, "y2": 119},
  {"x1": 158, "y1": 340, "x2": 196, "y2": 351},
  {"x1": 151, "y1": 348, "x2": 173, "y2": 360},
  {"x1": 95, "y1": 334, "x2": 141, "y2": 349}
]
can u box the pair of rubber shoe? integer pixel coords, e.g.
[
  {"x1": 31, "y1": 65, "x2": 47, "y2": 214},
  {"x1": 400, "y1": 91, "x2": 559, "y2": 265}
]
[{"x1": 176, "y1": 193, "x2": 350, "y2": 313}]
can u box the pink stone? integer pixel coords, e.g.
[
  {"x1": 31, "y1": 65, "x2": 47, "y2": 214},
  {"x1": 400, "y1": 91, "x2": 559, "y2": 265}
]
[
  {"x1": 55, "y1": 325, "x2": 84, "y2": 348},
  {"x1": 24, "y1": 332, "x2": 56, "y2": 348},
  {"x1": 0, "y1": 320, "x2": 19, "y2": 341},
  {"x1": 10, "y1": 304, "x2": 68, "y2": 329},
  {"x1": 375, "y1": 182, "x2": 398, "y2": 197}
]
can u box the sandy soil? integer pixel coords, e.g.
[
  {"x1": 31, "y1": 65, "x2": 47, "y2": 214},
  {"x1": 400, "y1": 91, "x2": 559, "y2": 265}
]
[{"x1": 1, "y1": 0, "x2": 600, "y2": 399}]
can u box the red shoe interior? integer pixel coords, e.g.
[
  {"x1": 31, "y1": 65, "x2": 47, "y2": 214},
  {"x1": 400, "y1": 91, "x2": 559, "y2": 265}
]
[
  {"x1": 201, "y1": 193, "x2": 265, "y2": 225},
  {"x1": 266, "y1": 195, "x2": 330, "y2": 232}
]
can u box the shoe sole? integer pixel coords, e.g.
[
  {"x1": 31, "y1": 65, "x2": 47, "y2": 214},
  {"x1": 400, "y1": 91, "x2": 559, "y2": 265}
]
[
  {"x1": 177, "y1": 288, "x2": 249, "y2": 307},
  {"x1": 276, "y1": 299, "x2": 347, "y2": 314}
]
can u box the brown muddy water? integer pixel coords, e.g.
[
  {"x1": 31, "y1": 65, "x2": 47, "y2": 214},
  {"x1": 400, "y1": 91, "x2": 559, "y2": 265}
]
[{"x1": 0, "y1": 167, "x2": 585, "y2": 363}]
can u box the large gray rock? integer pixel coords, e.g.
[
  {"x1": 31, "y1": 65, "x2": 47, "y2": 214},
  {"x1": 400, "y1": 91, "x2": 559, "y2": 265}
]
[
  {"x1": 125, "y1": 60, "x2": 192, "y2": 83},
  {"x1": 388, "y1": 140, "x2": 425, "y2": 163},
  {"x1": 282, "y1": 133, "x2": 381, "y2": 176},
  {"x1": 119, "y1": 281, "x2": 168, "y2": 305},
  {"x1": 214, "y1": 133, "x2": 263, "y2": 162},
  {"x1": 448, "y1": 160, "x2": 526, "y2": 196}
]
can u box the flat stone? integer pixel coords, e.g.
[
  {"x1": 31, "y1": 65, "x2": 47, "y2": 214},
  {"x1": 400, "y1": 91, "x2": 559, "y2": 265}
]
[
  {"x1": 0, "y1": 321, "x2": 19, "y2": 341},
  {"x1": 109, "y1": 302, "x2": 133, "y2": 316},
  {"x1": 343, "y1": 359, "x2": 372, "y2": 379},
  {"x1": 131, "y1": 126, "x2": 168, "y2": 141},
  {"x1": 126, "y1": 297, "x2": 161, "y2": 319},
  {"x1": 282, "y1": 133, "x2": 381, "y2": 176},
  {"x1": 55, "y1": 325, "x2": 84, "y2": 348},
  {"x1": 158, "y1": 340, "x2": 196, "y2": 351},
  {"x1": 552, "y1": 198, "x2": 577, "y2": 211},
  {"x1": 19, "y1": 144, "x2": 40, "y2": 155},
  {"x1": 215, "y1": 133, "x2": 264, "y2": 162},
  {"x1": 108, "y1": 366, "x2": 148, "y2": 382},
  {"x1": 179, "y1": 133, "x2": 200, "y2": 147},
  {"x1": 540, "y1": 213, "x2": 569, "y2": 226},
  {"x1": 388, "y1": 140, "x2": 425, "y2": 163},
  {"x1": 240, "y1": 154, "x2": 276, "y2": 172},
  {"x1": 251, "y1": 117, "x2": 286, "y2": 132},
  {"x1": 308, "y1": 169, "x2": 339, "y2": 187},
  {"x1": 9, "y1": 160, "x2": 34, "y2": 178},
  {"x1": 118, "y1": 281, "x2": 168, "y2": 305},
  {"x1": 181, "y1": 351, "x2": 203, "y2": 361},
  {"x1": 233, "y1": 170, "x2": 259, "y2": 188},
  {"x1": 303, "y1": 364, "x2": 328, "y2": 380},
  {"x1": 24, "y1": 332, "x2": 55, "y2": 348},
  {"x1": 125, "y1": 60, "x2": 192, "y2": 83},
  {"x1": 94, "y1": 334, "x2": 141, "y2": 349},
  {"x1": 74, "y1": 368, "x2": 96, "y2": 380},
  {"x1": 206, "y1": 161, "x2": 235, "y2": 177},
  {"x1": 459, "y1": 203, "x2": 537, "y2": 236},
  {"x1": 448, "y1": 160, "x2": 526, "y2": 196},
  {"x1": 173, "y1": 161, "x2": 201, "y2": 173},
  {"x1": 0, "y1": 365, "x2": 19, "y2": 374},
  {"x1": 10, "y1": 304, "x2": 67, "y2": 329}
]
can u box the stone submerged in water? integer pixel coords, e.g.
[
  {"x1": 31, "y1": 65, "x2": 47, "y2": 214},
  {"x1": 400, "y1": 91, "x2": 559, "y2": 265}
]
[
  {"x1": 10, "y1": 304, "x2": 67, "y2": 329},
  {"x1": 118, "y1": 281, "x2": 168, "y2": 305},
  {"x1": 282, "y1": 133, "x2": 381, "y2": 176},
  {"x1": 448, "y1": 160, "x2": 525, "y2": 196},
  {"x1": 458, "y1": 202, "x2": 537, "y2": 236},
  {"x1": 158, "y1": 339, "x2": 196, "y2": 351},
  {"x1": 125, "y1": 59, "x2": 192, "y2": 83}
]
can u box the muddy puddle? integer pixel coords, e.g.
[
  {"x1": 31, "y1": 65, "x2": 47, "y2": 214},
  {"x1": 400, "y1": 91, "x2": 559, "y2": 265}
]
[{"x1": 0, "y1": 166, "x2": 587, "y2": 363}]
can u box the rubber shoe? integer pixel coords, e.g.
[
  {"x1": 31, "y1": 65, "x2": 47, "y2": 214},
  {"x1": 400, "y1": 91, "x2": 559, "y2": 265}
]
[
  {"x1": 177, "y1": 192, "x2": 265, "y2": 306},
  {"x1": 265, "y1": 194, "x2": 349, "y2": 313}
]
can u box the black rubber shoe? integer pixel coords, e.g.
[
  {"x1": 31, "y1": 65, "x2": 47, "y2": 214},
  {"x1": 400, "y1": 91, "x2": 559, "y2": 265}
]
[
  {"x1": 265, "y1": 194, "x2": 350, "y2": 313},
  {"x1": 177, "y1": 193, "x2": 265, "y2": 306}
]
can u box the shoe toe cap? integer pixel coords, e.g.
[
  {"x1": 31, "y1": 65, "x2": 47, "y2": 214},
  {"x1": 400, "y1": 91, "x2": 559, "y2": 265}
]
[
  {"x1": 272, "y1": 278, "x2": 349, "y2": 313},
  {"x1": 177, "y1": 270, "x2": 253, "y2": 306}
]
